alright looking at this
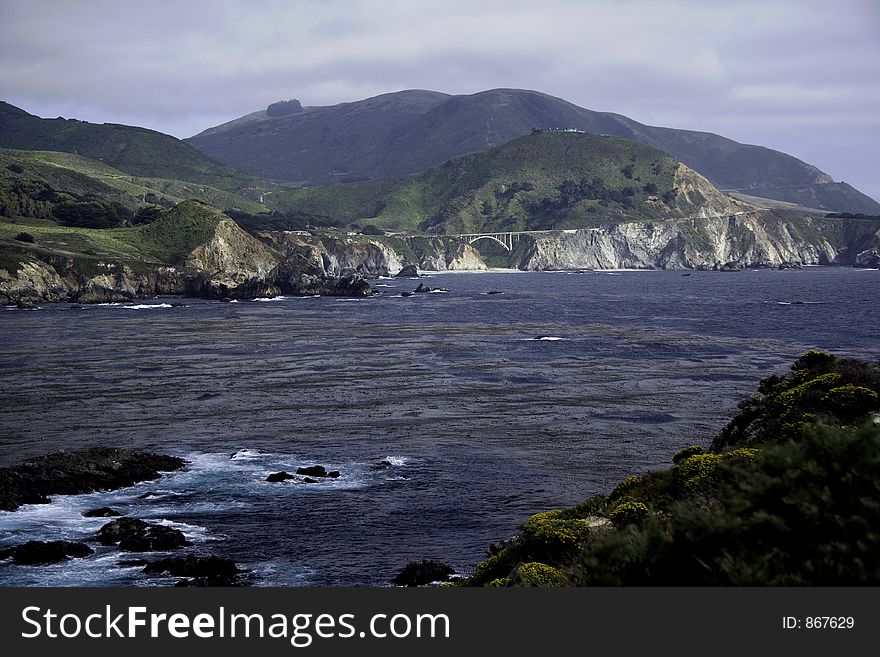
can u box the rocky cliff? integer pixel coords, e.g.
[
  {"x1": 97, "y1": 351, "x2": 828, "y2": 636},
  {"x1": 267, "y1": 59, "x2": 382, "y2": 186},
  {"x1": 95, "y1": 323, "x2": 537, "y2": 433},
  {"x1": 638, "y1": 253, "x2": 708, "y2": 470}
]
[
  {"x1": 0, "y1": 204, "x2": 373, "y2": 305},
  {"x1": 266, "y1": 211, "x2": 878, "y2": 275},
  {"x1": 510, "y1": 212, "x2": 841, "y2": 271}
]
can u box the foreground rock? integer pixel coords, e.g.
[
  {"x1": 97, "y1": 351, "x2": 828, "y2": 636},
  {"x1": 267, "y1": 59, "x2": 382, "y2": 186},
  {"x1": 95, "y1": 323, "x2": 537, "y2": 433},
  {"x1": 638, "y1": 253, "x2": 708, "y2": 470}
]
[
  {"x1": 0, "y1": 540, "x2": 94, "y2": 565},
  {"x1": 144, "y1": 555, "x2": 242, "y2": 587},
  {"x1": 0, "y1": 447, "x2": 187, "y2": 512},
  {"x1": 392, "y1": 560, "x2": 456, "y2": 586},
  {"x1": 97, "y1": 518, "x2": 187, "y2": 552}
]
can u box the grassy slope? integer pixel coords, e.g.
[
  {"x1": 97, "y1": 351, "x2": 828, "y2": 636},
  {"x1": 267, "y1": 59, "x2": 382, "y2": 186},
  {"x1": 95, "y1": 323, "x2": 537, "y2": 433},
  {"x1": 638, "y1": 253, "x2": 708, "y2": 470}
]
[
  {"x1": 273, "y1": 132, "x2": 688, "y2": 232},
  {"x1": 0, "y1": 101, "x2": 259, "y2": 192},
  {"x1": 0, "y1": 200, "x2": 225, "y2": 271},
  {"x1": 0, "y1": 149, "x2": 268, "y2": 213}
]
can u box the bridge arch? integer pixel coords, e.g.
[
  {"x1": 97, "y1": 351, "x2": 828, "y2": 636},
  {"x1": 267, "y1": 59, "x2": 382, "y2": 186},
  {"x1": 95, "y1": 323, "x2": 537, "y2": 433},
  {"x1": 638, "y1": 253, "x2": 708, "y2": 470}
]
[{"x1": 467, "y1": 235, "x2": 512, "y2": 252}]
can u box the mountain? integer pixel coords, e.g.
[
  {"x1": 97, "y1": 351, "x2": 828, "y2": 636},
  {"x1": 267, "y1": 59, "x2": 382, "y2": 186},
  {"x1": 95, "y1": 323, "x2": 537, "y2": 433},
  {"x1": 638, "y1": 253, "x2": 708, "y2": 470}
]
[
  {"x1": 187, "y1": 89, "x2": 880, "y2": 214},
  {"x1": 0, "y1": 101, "x2": 259, "y2": 193},
  {"x1": 273, "y1": 131, "x2": 750, "y2": 233}
]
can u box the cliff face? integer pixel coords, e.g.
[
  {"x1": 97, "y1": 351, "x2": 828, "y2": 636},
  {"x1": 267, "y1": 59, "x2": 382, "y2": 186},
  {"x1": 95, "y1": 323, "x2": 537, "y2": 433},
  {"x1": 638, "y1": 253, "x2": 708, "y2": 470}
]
[
  {"x1": 3, "y1": 208, "x2": 877, "y2": 305},
  {"x1": 511, "y1": 213, "x2": 840, "y2": 271},
  {"x1": 185, "y1": 217, "x2": 283, "y2": 298}
]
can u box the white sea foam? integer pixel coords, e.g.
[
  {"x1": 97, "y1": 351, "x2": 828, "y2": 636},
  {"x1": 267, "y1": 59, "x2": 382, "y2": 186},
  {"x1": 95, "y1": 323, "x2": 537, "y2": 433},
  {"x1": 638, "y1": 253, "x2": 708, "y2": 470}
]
[
  {"x1": 382, "y1": 455, "x2": 409, "y2": 467},
  {"x1": 121, "y1": 304, "x2": 173, "y2": 310},
  {"x1": 428, "y1": 289, "x2": 449, "y2": 294},
  {"x1": 529, "y1": 336, "x2": 565, "y2": 341},
  {"x1": 252, "y1": 297, "x2": 286, "y2": 302}
]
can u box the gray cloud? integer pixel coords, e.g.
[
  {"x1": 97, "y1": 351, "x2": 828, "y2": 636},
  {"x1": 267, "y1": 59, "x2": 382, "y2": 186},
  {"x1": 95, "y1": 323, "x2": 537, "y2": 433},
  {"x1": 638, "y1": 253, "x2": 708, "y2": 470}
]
[{"x1": 1, "y1": 0, "x2": 878, "y2": 200}]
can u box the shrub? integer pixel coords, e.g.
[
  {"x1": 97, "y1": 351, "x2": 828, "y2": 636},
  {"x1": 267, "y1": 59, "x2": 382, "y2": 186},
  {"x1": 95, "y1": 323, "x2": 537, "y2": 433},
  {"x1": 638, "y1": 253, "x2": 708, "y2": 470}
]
[
  {"x1": 608, "y1": 501, "x2": 650, "y2": 528},
  {"x1": 674, "y1": 453, "x2": 723, "y2": 490},
  {"x1": 672, "y1": 445, "x2": 705, "y2": 464},
  {"x1": 14, "y1": 232, "x2": 35, "y2": 243},
  {"x1": 822, "y1": 385, "x2": 879, "y2": 421},
  {"x1": 510, "y1": 562, "x2": 569, "y2": 587},
  {"x1": 6, "y1": 163, "x2": 24, "y2": 174},
  {"x1": 609, "y1": 475, "x2": 641, "y2": 501},
  {"x1": 792, "y1": 350, "x2": 836, "y2": 372},
  {"x1": 360, "y1": 224, "x2": 385, "y2": 236}
]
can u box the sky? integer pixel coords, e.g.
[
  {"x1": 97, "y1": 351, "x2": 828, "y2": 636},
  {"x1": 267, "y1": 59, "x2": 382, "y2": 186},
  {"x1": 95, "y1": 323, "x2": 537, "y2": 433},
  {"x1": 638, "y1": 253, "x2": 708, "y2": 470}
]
[{"x1": 1, "y1": 0, "x2": 878, "y2": 201}]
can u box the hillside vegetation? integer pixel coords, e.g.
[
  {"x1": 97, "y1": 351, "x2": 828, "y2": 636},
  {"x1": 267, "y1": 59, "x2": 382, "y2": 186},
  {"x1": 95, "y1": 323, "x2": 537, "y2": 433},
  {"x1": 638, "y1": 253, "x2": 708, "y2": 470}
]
[
  {"x1": 462, "y1": 351, "x2": 880, "y2": 586},
  {"x1": 274, "y1": 132, "x2": 743, "y2": 233},
  {"x1": 0, "y1": 149, "x2": 268, "y2": 227},
  {"x1": 186, "y1": 88, "x2": 880, "y2": 214},
  {"x1": 0, "y1": 101, "x2": 261, "y2": 193}
]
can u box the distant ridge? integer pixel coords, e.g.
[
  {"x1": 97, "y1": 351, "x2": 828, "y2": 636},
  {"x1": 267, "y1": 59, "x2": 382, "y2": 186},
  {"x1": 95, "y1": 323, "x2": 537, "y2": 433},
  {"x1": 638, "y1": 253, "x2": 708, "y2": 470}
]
[
  {"x1": 0, "y1": 101, "x2": 257, "y2": 193},
  {"x1": 186, "y1": 88, "x2": 880, "y2": 214}
]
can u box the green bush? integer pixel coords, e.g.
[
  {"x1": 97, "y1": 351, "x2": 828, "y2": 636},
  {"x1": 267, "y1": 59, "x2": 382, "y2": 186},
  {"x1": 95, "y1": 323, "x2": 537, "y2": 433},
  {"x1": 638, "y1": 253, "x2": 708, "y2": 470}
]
[
  {"x1": 608, "y1": 501, "x2": 650, "y2": 528},
  {"x1": 821, "y1": 385, "x2": 878, "y2": 420},
  {"x1": 6, "y1": 163, "x2": 24, "y2": 174},
  {"x1": 510, "y1": 562, "x2": 569, "y2": 587},
  {"x1": 609, "y1": 475, "x2": 641, "y2": 501},
  {"x1": 672, "y1": 445, "x2": 705, "y2": 464},
  {"x1": 14, "y1": 232, "x2": 35, "y2": 243}
]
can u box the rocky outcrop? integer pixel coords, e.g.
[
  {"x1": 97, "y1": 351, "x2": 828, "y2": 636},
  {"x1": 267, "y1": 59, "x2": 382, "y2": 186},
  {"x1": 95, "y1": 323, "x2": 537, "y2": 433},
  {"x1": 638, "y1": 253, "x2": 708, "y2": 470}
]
[
  {"x1": 97, "y1": 518, "x2": 188, "y2": 552},
  {"x1": 186, "y1": 217, "x2": 282, "y2": 299},
  {"x1": 266, "y1": 471, "x2": 294, "y2": 483},
  {"x1": 0, "y1": 447, "x2": 186, "y2": 512},
  {"x1": 296, "y1": 465, "x2": 341, "y2": 478},
  {"x1": 143, "y1": 555, "x2": 242, "y2": 587},
  {"x1": 83, "y1": 507, "x2": 123, "y2": 518},
  {"x1": 0, "y1": 540, "x2": 94, "y2": 565},
  {"x1": 392, "y1": 560, "x2": 456, "y2": 586}
]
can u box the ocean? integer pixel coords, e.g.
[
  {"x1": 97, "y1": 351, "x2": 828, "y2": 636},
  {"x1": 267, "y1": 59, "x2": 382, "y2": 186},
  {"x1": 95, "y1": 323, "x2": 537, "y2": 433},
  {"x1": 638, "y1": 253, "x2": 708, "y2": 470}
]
[{"x1": 0, "y1": 267, "x2": 878, "y2": 586}]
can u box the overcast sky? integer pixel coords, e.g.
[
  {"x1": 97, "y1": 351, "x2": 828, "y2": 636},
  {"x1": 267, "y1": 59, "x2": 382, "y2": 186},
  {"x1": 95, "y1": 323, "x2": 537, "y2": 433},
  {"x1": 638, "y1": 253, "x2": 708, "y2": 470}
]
[{"x1": 1, "y1": 0, "x2": 878, "y2": 200}]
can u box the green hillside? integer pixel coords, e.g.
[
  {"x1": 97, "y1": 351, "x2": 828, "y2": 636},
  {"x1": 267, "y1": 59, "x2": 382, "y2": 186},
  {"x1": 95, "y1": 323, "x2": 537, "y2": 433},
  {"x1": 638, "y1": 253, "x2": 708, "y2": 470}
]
[
  {"x1": 0, "y1": 149, "x2": 268, "y2": 225},
  {"x1": 0, "y1": 101, "x2": 261, "y2": 193},
  {"x1": 187, "y1": 88, "x2": 880, "y2": 214},
  {"x1": 274, "y1": 131, "x2": 731, "y2": 233},
  {"x1": 0, "y1": 200, "x2": 226, "y2": 275}
]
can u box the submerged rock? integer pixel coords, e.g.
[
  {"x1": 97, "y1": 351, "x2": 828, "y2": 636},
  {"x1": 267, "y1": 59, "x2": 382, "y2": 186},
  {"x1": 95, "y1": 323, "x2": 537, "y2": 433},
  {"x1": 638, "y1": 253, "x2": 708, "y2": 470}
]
[
  {"x1": 296, "y1": 465, "x2": 328, "y2": 477},
  {"x1": 392, "y1": 560, "x2": 456, "y2": 587},
  {"x1": 266, "y1": 471, "x2": 295, "y2": 483},
  {"x1": 97, "y1": 518, "x2": 187, "y2": 552},
  {"x1": 144, "y1": 555, "x2": 241, "y2": 587},
  {"x1": 83, "y1": 507, "x2": 123, "y2": 518},
  {"x1": 0, "y1": 447, "x2": 186, "y2": 512},
  {"x1": 0, "y1": 540, "x2": 94, "y2": 565}
]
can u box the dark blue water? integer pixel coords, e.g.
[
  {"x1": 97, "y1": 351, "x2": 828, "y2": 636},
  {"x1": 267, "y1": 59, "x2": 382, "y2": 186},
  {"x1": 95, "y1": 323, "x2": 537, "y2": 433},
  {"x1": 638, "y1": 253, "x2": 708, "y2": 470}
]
[{"x1": 0, "y1": 268, "x2": 878, "y2": 586}]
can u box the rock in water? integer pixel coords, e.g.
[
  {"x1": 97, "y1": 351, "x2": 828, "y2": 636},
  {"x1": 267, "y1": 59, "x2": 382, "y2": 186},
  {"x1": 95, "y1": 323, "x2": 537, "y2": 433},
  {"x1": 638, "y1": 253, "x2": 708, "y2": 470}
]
[
  {"x1": 0, "y1": 540, "x2": 94, "y2": 565},
  {"x1": 143, "y1": 555, "x2": 241, "y2": 587},
  {"x1": 97, "y1": 518, "x2": 187, "y2": 552},
  {"x1": 413, "y1": 283, "x2": 432, "y2": 293},
  {"x1": 392, "y1": 560, "x2": 456, "y2": 586},
  {"x1": 296, "y1": 465, "x2": 328, "y2": 477},
  {"x1": 83, "y1": 507, "x2": 123, "y2": 518},
  {"x1": 396, "y1": 264, "x2": 419, "y2": 278},
  {"x1": 0, "y1": 447, "x2": 186, "y2": 512},
  {"x1": 266, "y1": 471, "x2": 295, "y2": 483}
]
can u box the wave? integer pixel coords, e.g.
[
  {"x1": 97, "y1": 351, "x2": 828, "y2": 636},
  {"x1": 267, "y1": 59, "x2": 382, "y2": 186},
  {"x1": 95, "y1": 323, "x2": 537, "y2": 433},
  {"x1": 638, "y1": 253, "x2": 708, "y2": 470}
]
[
  {"x1": 252, "y1": 297, "x2": 287, "y2": 302},
  {"x1": 530, "y1": 336, "x2": 565, "y2": 341},
  {"x1": 121, "y1": 304, "x2": 174, "y2": 310},
  {"x1": 382, "y1": 455, "x2": 409, "y2": 467}
]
